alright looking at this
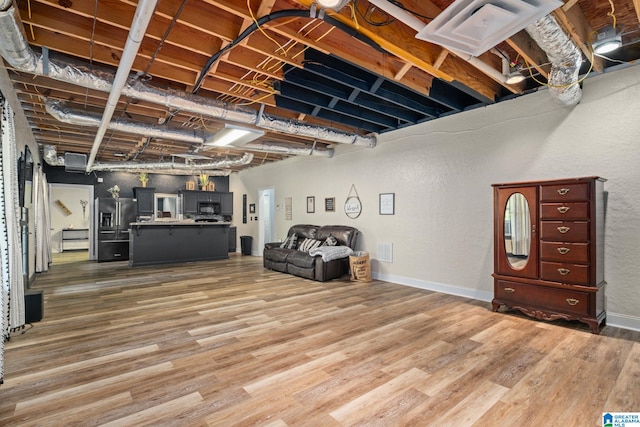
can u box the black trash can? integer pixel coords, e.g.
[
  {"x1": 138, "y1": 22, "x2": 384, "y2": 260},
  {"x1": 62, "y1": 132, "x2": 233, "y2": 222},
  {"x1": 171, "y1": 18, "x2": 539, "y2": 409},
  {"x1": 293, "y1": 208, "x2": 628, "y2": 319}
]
[{"x1": 240, "y1": 235, "x2": 252, "y2": 255}]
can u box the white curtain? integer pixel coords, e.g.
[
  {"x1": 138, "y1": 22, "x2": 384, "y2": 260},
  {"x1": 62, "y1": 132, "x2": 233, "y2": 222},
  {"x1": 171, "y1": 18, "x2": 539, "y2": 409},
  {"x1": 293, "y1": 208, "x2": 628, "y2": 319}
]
[
  {"x1": 1, "y1": 98, "x2": 26, "y2": 382},
  {"x1": 33, "y1": 165, "x2": 51, "y2": 272},
  {"x1": 509, "y1": 193, "x2": 530, "y2": 257}
]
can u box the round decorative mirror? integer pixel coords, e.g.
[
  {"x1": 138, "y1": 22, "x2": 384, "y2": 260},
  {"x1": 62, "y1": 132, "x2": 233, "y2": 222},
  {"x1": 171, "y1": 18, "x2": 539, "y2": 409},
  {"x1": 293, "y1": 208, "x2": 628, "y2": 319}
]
[{"x1": 504, "y1": 192, "x2": 531, "y2": 270}]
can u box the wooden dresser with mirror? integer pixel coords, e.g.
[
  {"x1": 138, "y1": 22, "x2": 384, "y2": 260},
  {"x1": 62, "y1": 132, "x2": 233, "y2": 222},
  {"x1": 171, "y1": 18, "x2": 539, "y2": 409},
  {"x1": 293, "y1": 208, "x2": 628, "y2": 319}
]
[{"x1": 491, "y1": 177, "x2": 606, "y2": 333}]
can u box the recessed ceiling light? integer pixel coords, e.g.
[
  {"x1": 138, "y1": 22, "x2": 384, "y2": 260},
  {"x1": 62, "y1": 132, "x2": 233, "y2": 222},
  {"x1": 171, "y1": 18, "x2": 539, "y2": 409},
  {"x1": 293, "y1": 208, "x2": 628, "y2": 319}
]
[
  {"x1": 592, "y1": 25, "x2": 622, "y2": 54},
  {"x1": 506, "y1": 72, "x2": 526, "y2": 84},
  {"x1": 316, "y1": 0, "x2": 350, "y2": 11}
]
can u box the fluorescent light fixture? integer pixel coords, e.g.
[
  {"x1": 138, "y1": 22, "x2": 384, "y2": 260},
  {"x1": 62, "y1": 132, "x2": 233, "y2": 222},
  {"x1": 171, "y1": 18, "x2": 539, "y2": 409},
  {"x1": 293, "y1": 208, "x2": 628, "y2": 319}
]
[
  {"x1": 205, "y1": 125, "x2": 264, "y2": 147},
  {"x1": 416, "y1": 0, "x2": 563, "y2": 57},
  {"x1": 592, "y1": 25, "x2": 622, "y2": 54},
  {"x1": 316, "y1": 0, "x2": 350, "y2": 11}
]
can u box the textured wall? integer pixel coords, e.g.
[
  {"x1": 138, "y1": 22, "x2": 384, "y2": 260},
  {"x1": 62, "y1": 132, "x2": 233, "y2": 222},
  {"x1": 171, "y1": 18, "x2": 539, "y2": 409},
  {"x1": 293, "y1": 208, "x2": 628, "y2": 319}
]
[{"x1": 233, "y1": 65, "x2": 640, "y2": 328}]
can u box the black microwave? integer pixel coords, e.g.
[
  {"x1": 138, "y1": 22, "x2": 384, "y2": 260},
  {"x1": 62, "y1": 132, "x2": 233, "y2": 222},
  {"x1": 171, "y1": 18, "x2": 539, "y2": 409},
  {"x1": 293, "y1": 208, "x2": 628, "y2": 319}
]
[{"x1": 198, "y1": 201, "x2": 221, "y2": 215}]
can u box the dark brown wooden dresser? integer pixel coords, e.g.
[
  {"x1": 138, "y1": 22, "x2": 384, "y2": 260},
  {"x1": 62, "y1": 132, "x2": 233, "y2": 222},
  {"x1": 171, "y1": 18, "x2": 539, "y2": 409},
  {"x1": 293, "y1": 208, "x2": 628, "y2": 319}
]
[{"x1": 491, "y1": 177, "x2": 606, "y2": 333}]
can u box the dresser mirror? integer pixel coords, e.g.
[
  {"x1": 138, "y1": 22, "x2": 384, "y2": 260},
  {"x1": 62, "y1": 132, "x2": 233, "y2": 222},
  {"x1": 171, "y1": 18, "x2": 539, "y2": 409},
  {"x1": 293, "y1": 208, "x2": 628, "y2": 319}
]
[{"x1": 504, "y1": 192, "x2": 531, "y2": 270}]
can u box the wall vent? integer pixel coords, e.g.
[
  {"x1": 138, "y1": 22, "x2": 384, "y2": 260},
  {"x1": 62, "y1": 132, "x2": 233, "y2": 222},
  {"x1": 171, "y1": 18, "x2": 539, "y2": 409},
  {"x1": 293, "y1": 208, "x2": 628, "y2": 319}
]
[
  {"x1": 64, "y1": 153, "x2": 87, "y2": 173},
  {"x1": 377, "y1": 242, "x2": 393, "y2": 263},
  {"x1": 416, "y1": 0, "x2": 563, "y2": 56}
]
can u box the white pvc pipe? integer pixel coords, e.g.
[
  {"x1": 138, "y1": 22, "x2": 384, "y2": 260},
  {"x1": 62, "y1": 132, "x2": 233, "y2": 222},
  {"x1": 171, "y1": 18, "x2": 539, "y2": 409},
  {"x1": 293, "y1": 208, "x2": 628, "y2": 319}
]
[
  {"x1": 367, "y1": 0, "x2": 425, "y2": 32},
  {"x1": 85, "y1": 0, "x2": 158, "y2": 172}
]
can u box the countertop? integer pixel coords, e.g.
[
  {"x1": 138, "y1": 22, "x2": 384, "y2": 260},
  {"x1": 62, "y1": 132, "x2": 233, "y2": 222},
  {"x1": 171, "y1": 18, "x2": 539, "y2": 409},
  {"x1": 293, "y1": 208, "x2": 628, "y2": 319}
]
[{"x1": 130, "y1": 220, "x2": 232, "y2": 226}]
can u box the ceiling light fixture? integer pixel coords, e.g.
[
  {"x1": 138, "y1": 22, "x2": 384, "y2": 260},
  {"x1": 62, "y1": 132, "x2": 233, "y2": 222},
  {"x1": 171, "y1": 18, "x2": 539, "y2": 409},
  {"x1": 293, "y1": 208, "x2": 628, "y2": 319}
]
[
  {"x1": 592, "y1": 25, "x2": 622, "y2": 54},
  {"x1": 204, "y1": 125, "x2": 264, "y2": 147},
  {"x1": 505, "y1": 71, "x2": 526, "y2": 84},
  {"x1": 315, "y1": 0, "x2": 350, "y2": 11}
]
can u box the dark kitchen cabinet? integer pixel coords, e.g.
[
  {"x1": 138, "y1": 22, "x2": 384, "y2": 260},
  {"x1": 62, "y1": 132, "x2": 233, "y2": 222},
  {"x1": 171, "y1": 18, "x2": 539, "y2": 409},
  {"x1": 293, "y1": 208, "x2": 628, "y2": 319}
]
[
  {"x1": 133, "y1": 187, "x2": 155, "y2": 216},
  {"x1": 181, "y1": 190, "x2": 198, "y2": 216},
  {"x1": 221, "y1": 192, "x2": 233, "y2": 215}
]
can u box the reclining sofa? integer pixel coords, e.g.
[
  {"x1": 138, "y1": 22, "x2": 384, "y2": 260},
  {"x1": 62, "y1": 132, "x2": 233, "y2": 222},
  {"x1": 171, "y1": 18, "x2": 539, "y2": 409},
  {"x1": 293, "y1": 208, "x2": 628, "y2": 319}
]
[{"x1": 263, "y1": 224, "x2": 359, "y2": 282}]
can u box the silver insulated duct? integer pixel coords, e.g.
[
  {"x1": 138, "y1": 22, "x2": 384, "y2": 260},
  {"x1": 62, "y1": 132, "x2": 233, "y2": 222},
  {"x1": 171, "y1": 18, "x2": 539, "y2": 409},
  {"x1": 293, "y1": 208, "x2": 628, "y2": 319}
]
[
  {"x1": 44, "y1": 99, "x2": 334, "y2": 157},
  {"x1": 525, "y1": 15, "x2": 583, "y2": 106},
  {"x1": 41, "y1": 143, "x2": 249, "y2": 175},
  {"x1": 0, "y1": 5, "x2": 376, "y2": 148}
]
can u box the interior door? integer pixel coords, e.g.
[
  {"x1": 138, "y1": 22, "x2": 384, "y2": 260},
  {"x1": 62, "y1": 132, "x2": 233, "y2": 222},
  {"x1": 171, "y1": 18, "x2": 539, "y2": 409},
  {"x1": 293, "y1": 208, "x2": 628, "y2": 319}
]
[{"x1": 258, "y1": 188, "x2": 274, "y2": 256}]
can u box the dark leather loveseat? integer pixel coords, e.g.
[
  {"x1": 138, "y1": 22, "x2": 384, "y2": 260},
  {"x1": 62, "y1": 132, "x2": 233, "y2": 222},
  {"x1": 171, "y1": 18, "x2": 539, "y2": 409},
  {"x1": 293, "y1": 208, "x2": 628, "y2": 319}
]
[{"x1": 263, "y1": 224, "x2": 359, "y2": 282}]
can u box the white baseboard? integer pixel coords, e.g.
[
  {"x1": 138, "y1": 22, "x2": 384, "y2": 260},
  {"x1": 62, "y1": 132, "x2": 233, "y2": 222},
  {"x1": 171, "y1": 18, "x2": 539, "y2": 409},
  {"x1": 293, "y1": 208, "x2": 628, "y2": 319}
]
[
  {"x1": 606, "y1": 313, "x2": 640, "y2": 332},
  {"x1": 372, "y1": 272, "x2": 640, "y2": 332},
  {"x1": 372, "y1": 272, "x2": 493, "y2": 303}
]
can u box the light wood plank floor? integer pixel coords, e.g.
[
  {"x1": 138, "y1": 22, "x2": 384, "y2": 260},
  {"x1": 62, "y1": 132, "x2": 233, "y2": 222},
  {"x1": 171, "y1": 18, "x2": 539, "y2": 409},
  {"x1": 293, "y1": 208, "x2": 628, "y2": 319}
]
[{"x1": 1, "y1": 253, "x2": 639, "y2": 426}]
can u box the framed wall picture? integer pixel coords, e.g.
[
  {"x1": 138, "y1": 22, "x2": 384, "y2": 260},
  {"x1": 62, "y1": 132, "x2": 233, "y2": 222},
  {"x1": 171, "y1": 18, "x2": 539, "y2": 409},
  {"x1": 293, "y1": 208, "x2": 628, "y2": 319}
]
[
  {"x1": 379, "y1": 193, "x2": 395, "y2": 215},
  {"x1": 307, "y1": 196, "x2": 315, "y2": 213},
  {"x1": 325, "y1": 197, "x2": 335, "y2": 212},
  {"x1": 249, "y1": 203, "x2": 256, "y2": 213}
]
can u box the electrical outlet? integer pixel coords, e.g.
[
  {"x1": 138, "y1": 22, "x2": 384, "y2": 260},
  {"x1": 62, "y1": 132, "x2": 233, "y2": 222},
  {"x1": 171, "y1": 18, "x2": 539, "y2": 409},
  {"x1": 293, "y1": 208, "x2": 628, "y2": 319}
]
[{"x1": 97, "y1": 177, "x2": 104, "y2": 183}]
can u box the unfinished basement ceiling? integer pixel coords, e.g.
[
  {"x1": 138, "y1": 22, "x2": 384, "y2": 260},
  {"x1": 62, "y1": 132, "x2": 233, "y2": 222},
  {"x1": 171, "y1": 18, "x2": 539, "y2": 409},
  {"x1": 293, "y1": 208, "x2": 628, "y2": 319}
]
[{"x1": 1, "y1": 0, "x2": 639, "y2": 173}]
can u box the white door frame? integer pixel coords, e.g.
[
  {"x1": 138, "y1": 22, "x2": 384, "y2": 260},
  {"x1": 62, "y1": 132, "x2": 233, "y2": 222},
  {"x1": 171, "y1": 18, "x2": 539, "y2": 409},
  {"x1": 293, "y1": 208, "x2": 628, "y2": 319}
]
[
  {"x1": 49, "y1": 183, "x2": 95, "y2": 259},
  {"x1": 257, "y1": 187, "x2": 275, "y2": 256}
]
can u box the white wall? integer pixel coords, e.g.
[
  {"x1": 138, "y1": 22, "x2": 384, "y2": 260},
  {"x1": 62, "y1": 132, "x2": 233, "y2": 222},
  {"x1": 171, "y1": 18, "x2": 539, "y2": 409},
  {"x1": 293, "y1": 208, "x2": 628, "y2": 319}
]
[
  {"x1": 231, "y1": 65, "x2": 640, "y2": 331},
  {"x1": 49, "y1": 184, "x2": 93, "y2": 253}
]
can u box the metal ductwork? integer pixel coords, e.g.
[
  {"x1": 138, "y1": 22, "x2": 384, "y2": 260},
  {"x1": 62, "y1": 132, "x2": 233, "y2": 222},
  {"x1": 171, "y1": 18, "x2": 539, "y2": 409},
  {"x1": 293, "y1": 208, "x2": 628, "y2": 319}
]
[
  {"x1": 90, "y1": 154, "x2": 253, "y2": 175},
  {"x1": 243, "y1": 143, "x2": 333, "y2": 158},
  {"x1": 42, "y1": 144, "x2": 65, "y2": 167},
  {"x1": 525, "y1": 15, "x2": 583, "y2": 106},
  {"x1": 45, "y1": 100, "x2": 211, "y2": 144},
  {"x1": 44, "y1": 99, "x2": 334, "y2": 157},
  {"x1": 0, "y1": 5, "x2": 377, "y2": 150},
  {"x1": 41, "y1": 143, "x2": 248, "y2": 175}
]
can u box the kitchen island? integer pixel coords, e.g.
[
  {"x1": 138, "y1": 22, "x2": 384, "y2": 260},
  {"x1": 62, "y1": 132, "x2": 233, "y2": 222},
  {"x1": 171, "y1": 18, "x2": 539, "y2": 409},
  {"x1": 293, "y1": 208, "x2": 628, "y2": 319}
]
[{"x1": 129, "y1": 221, "x2": 230, "y2": 266}]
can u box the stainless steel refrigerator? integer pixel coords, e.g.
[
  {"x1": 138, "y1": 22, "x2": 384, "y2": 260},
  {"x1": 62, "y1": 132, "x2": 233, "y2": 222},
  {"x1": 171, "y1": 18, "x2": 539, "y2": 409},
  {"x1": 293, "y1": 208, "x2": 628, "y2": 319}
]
[{"x1": 95, "y1": 197, "x2": 136, "y2": 262}]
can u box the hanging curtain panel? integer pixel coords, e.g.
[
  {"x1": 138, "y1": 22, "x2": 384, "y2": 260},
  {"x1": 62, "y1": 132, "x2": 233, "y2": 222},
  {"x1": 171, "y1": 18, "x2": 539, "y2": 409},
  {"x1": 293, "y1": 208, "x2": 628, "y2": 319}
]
[
  {"x1": 1, "y1": 98, "x2": 26, "y2": 383},
  {"x1": 33, "y1": 165, "x2": 51, "y2": 272}
]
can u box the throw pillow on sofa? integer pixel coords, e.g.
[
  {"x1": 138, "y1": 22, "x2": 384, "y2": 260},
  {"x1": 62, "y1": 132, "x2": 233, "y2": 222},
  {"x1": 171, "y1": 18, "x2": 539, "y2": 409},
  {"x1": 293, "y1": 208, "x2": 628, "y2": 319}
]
[
  {"x1": 298, "y1": 238, "x2": 322, "y2": 252},
  {"x1": 322, "y1": 236, "x2": 338, "y2": 246},
  {"x1": 280, "y1": 233, "x2": 299, "y2": 249}
]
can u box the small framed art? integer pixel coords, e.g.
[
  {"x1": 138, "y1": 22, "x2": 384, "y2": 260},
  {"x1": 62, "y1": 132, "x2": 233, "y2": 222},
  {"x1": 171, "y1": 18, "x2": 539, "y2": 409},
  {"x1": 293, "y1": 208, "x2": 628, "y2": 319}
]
[
  {"x1": 379, "y1": 193, "x2": 395, "y2": 215},
  {"x1": 307, "y1": 196, "x2": 315, "y2": 213}
]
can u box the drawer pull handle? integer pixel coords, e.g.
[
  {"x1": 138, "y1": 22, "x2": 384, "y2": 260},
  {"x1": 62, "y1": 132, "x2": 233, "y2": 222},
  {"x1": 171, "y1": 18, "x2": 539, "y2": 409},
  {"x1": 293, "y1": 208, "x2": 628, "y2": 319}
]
[
  {"x1": 557, "y1": 188, "x2": 570, "y2": 195},
  {"x1": 557, "y1": 206, "x2": 570, "y2": 214},
  {"x1": 504, "y1": 287, "x2": 515, "y2": 293},
  {"x1": 557, "y1": 226, "x2": 571, "y2": 234},
  {"x1": 557, "y1": 268, "x2": 571, "y2": 275},
  {"x1": 566, "y1": 298, "x2": 579, "y2": 306},
  {"x1": 557, "y1": 247, "x2": 571, "y2": 255}
]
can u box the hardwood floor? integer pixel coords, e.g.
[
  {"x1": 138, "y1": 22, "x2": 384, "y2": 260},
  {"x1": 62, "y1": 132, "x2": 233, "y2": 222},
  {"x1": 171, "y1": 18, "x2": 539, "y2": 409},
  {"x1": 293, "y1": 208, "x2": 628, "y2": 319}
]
[{"x1": 2, "y1": 254, "x2": 639, "y2": 426}]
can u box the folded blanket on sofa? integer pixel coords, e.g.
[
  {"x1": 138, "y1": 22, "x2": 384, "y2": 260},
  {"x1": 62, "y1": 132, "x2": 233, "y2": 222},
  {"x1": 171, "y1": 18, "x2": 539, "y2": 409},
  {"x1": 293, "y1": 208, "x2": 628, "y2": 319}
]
[{"x1": 309, "y1": 245, "x2": 354, "y2": 261}]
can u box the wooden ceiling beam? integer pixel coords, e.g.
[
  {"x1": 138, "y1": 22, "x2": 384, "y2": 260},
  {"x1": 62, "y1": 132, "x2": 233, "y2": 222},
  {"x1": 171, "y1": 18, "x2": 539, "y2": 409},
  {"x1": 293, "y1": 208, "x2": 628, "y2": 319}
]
[
  {"x1": 553, "y1": 5, "x2": 605, "y2": 73},
  {"x1": 505, "y1": 31, "x2": 550, "y2": 80}
]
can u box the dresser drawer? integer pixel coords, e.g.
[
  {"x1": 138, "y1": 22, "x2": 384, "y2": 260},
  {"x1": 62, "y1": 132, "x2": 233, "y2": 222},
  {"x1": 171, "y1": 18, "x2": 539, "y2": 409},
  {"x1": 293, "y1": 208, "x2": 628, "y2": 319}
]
[
  {"x1": 495, "y1": 280, "x2": 590, "y2": 316},
  {"x1": 540, "y1": 202, "x2": 589, "y2": 220},
  {"x1": 540, "y1": 221, "x2": 589, "y2": 242},
  {"x1": 540, "y1": 183, "x2": 590, "y2": 202},
  {"x1": 541, "y1": 261, "x2": 589, "y2": 285},
  {"x1": 540, "y1": 242, "x2": 589, "y2": 263}
]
